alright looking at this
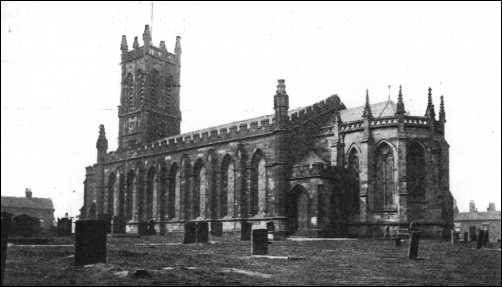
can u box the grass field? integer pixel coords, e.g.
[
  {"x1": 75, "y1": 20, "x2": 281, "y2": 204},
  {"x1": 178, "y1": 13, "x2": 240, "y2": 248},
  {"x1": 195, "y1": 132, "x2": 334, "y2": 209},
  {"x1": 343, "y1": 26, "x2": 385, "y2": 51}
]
[{"x1": 3, "y1": 235, "x2": 501, "y2": 286}]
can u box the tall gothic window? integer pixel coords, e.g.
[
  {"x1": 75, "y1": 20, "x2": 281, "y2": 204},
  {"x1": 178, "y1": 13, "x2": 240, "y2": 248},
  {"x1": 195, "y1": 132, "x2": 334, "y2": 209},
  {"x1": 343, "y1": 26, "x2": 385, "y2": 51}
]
[
  {"x1": 220, "y1": 156, "x2": 235, "y2": 218},
  {"x1": 407, "y1": 142, "x2": 426, "y2": 201},
  {"x1": 125, "y1": 73, "x2": 134, "y2": 112},
  {"x1": 125, "y1": 170, "x2": 135, "y2": 220},
  {"x1": 192, "y1": 160, "x2": 206, "y2": 219},
  {"x1": 167, "y1": 164, "x2": 178, "y2": 219},
  {"x1": 145, "y1": 168, "x2": 156, "y2": 220},
  {"x1": 375, "y1": 143, "x2": 395, "y2": 210},
  {"x1": 250, "y1": 151, "x2": 267, "y2": 216},
  {"x1": 150, "y1": 70, "x2": 159, "y2": 106},
  {"x1": 107, "y1": 173, "x2": 116, "y2": 216},
  {"x1": 347, "y1": 148, "x2": 360, "y2": 215},
  {"x1": 136, "y1": 70, "x2": 145, "y2": 107}
]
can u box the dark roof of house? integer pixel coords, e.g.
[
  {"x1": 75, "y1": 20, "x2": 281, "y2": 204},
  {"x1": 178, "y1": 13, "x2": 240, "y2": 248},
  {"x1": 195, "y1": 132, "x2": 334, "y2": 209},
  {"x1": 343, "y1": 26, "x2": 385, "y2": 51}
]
[
  {"x1": 1, "y1": 196, "x2": 54, "y2": 211},
  {"x1": 455, "y1": 211, "x2": 501, "y2": 221}
]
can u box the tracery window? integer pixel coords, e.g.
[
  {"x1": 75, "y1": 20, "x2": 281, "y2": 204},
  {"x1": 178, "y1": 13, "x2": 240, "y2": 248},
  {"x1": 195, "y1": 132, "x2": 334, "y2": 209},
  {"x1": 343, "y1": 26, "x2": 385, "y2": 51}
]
[
  {"x1": 375, "y1": 143, "x2": 395, "y2": 210},
  {"x1": 407, "y1": 142, "x2": 426, "y2": 201},
  {"x1": 347, "y1": 148, "x2": 360, "y2": 214}
]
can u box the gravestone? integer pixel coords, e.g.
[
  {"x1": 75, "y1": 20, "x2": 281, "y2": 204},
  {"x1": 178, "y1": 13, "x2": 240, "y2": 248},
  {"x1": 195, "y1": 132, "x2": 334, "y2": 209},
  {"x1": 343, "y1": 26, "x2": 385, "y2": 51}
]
[
  {"x1": 111, "y1": 216, "x2": 125, "y2": 234},
  {"x1": 241, "y1": 221, "x2": 252, "y2": 241},
  {"x1": 196, "y1": 222, "x2": 209, "y2": 243},
  {"x1": 463, "y1": 232, "x2": 468, "y2": 243},
  {"x1": 251, "y1": 229, "x2": 268, "y2": 255},
  {"x1": 183, "y1": 222, "x2": 196, "y2": 244},
  {"x1": 394, "y1": 236, "x2": 402, "y2": 247},
  {"x1": 1, "y1": 213, "x2": 11, "y2": 285},
  {"x1": 476, "y1": 230, "x2": 484, "y2": 249},
  {"x1": 210, "y1": 221, "x2": 223, "y2": 236},
  {"x1": 75, "y1": 220, "x2": 106, "y2": 265},
  {"x1": 137, "y1": 221, "x2": 148, "y2": 235},
  {"x1": 57, "y1": 218, "x2": 72, "y2": 236},
  {"x1": 98, "y1": 214, "x2": 111, "y2": 234},
  {"x1": 408, "y1": 231, "x2": 420, "y2": 259},
  {"x1": 483, "y1": 230, "x2": 490, "y2": 246},
  {"x1": 147, "y1": 220, "x2": 156, "y2": 235}
]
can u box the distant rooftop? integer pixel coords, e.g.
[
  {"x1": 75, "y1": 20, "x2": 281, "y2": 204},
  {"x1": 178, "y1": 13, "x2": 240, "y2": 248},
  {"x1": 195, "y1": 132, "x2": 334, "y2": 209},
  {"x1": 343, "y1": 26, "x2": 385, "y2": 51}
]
[{"x1": 1, "y1": 196, "x2": 54, "y2": 211}]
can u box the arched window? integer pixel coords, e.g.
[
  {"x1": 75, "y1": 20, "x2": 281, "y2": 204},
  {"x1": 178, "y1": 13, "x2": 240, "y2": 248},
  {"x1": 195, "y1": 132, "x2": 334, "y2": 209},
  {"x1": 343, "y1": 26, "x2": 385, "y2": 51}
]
[
  {"x1": 150, "y1": 70, "x2": 159, "y2": 106},
  {"x1": 407, "y1": 141, "x2": 426, "y2": 200},
  {"x1": 192, "y1": 160, "x2": 206, "y2": 219},
  {"x1": 125, "y1": 73, "x2": 134, "y2": 112},
  {"x1": 158, "y1": 166, "x2": 167, "y2": 221},
  {"x1": 375, "y1": 143, "x2": 395, "y2": 210},
  {"x1": 347, "y1": 148, "x2": 360, "y2": 214},
  {"x1": 136, "y1": 70, "x2": 146, "y2": 107},
  {"x1": 167, "y1": 164, "x2": 178, "y2": 219},
  {"x1": 145, "y1": 167, "x2": 156, "y2": 220},
  {"x1": 125, "y1": 170, "x2": 135, "y2": 220},
  {"x1": 118, "y1": 174, "x2": 126, "y2": 219},
  {"x1": 107, "y1": 173, "x2": 116, "y2": 217},
  {"x1": 220, "y1": 156, "x2": 235, "y2": 218},
  {"x1": 250, "y1": 151, "x2": 267, "y2": 216}
]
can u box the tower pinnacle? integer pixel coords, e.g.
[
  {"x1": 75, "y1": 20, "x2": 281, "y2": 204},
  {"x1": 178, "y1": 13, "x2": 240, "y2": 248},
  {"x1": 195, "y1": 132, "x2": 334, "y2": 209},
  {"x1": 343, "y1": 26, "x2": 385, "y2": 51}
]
[
  {"x1": 425, "y1": 87, "x2": 435, "y2": 119},
  {"x1": 395, "y1": 85, "x2": 406, "y2": 116},
  {"x1": 362, "y1": 89, "x2": 373, "y2": 119}
]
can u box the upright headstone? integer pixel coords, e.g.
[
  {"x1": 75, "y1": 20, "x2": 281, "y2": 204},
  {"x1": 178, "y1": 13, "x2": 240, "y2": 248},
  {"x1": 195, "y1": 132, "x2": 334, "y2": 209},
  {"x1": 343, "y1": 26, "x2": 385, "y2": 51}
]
[
  {"x1": 408, "y1": 231, "x2": 420, "y2": 259},
  {"x1": 251, "y1": 229, "x2": 268, "y2": 255},
  {"x1": 147, "y1": 220, "x2": 156, "y2": 235},
  {"x1": 241, "y1": 221, "x2": 252, "y2": 241},
  {"x1": 75, "y1": 220, "x2": 106, "y2": 265},
  {"x1": 483, "y1": 230, "x2": 490, "y2": 247},
  {"x1": 183, "y1": 222, "x2": 196, "y2": 244},
  {"x1": 112, "y1": 216, "x2": 123, "y2": 234},
  {"x1": 476, "y1": 230, "x2": 484, "y2": 249},
  {"x1": 394, "y1": 236, "x2": 402, "y2": 247},
  {"x1": 463, "y1": 232, "x2": 468, "y2": 243},
  {"x1": 196, "y1": 222, "x2": 209, "y2": 243},
  {"x1": 1, "y1": 213, "x2": 11, "y2": 285},
  {"x1": 210, "y1": 221, "x2": 223, "y2": 236},
  {"x1": 138, "y1": 221, "x2": 148, "y2": 235}
]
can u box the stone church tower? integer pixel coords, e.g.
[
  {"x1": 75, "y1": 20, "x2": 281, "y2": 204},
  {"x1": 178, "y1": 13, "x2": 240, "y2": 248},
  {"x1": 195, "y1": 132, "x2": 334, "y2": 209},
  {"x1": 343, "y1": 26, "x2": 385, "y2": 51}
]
[{"x1": 118, "y1": 25, "x2": 182, "y2": 150}]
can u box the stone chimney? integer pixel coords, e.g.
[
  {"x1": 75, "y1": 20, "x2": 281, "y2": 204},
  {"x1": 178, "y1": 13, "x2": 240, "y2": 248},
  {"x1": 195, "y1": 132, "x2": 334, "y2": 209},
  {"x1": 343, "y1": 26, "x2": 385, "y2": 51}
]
[
  {"x1": 487, "y1": 202, "x2": 496, "y2": 212},
  {"x1": 25, "y1": 188, "x2": 32, "y2": 199}
]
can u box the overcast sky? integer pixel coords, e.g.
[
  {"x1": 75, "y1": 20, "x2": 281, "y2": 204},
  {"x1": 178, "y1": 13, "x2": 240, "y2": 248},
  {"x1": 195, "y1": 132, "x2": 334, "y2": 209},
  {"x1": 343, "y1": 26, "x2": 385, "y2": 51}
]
[{"x1": 2, "y1": 1, "x2": 501, "y2": 218}]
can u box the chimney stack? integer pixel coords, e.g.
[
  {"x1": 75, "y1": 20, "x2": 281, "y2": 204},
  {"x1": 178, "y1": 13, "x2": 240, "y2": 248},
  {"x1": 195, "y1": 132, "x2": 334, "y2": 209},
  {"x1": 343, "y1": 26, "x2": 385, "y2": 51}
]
[{"x1": 25, "y1": 188, "x2": 32, "y2": 199}]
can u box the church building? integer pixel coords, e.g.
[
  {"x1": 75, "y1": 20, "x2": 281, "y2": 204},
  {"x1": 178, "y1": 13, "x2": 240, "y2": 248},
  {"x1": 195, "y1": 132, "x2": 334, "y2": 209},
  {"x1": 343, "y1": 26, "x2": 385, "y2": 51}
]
[{"x1": 81, "y1": 25, "x2": 454, "y2": 238}]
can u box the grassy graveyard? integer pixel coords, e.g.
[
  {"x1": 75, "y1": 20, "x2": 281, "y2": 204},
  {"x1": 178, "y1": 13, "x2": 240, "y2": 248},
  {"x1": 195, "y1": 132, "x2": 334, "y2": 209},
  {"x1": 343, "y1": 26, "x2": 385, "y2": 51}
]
[{"x1": 3, "y1": 234, "x2": 501, "y2": 286}]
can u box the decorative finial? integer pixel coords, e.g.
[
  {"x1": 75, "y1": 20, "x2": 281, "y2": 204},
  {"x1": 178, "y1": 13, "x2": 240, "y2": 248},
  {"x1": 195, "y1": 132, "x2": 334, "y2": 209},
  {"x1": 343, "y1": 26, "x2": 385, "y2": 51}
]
[
  {"x1": 362, "y1": 89, "x2": 373, "y2": 119},
  {"x1": 395, "y1": 85, "x2": 406, "y2": 115},
  {"x1": 133, "y1": 36, "x2": 139, "y2": 49},
  {"x1": 120, "y1": 35, "x2": 128, "y2": 52},
  {"x1": 276, "y1": 79, "x2": 286, "y2": 95},
  {"x1": 439, "y1": 95, "x2": 445, "y2": 122},
  {"x1": 425, "y1": 87, "x2": 435, "y2": 119},
  {"x1": 96, "y1": 124, "x2": 108, "y2": 152},
  {"x1": 143, "y1": 24, "x2": 152, "y2": 45}
]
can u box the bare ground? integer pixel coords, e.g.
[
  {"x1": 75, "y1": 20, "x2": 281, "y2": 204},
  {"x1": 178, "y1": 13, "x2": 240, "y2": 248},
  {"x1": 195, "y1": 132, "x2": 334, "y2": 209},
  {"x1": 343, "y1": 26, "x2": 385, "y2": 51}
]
[{"x1": 3, "y1": 235, "x2": 501, "y2": 286}]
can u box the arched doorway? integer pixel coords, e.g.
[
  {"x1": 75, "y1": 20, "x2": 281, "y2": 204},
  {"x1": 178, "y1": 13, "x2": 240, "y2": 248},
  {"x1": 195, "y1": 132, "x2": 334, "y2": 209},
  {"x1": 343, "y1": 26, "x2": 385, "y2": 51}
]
[{"x1": 287, "y1": 185, "x2": 310, "y2": 235}]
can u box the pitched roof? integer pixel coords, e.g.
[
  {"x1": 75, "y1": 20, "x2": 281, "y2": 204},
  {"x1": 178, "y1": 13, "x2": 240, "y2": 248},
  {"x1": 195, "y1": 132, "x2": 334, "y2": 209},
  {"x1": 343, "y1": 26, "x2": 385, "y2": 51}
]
[
  {"x1": 340, "y1": 100, "x2": 399, "y2": 122},
  {"x1": 455, "y1": 211, "x2": 501, "y2": 221},
  {"x1": 1, "y1": 196, "x2": 54, "y2": 211}
]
